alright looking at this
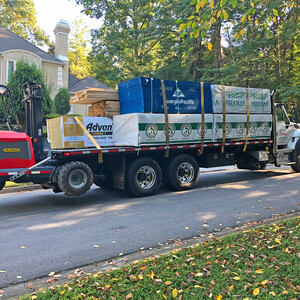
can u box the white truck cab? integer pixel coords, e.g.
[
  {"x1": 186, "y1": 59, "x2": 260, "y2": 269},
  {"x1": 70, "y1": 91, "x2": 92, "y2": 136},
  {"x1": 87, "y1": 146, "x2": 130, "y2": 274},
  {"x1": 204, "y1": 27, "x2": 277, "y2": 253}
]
[{"x1": 274, "y1": 103, "x2": 300, "y2": 170}]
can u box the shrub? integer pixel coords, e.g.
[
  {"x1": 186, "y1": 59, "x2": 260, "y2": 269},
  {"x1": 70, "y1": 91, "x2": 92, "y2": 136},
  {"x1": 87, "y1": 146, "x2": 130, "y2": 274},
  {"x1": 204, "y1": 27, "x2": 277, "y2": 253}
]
[
  {"x1": 54, "y1": 88, "x2": 71, "y2": 115},
  {"x1": 7, "y1": 61, "x2": 53, "y2": 125}
]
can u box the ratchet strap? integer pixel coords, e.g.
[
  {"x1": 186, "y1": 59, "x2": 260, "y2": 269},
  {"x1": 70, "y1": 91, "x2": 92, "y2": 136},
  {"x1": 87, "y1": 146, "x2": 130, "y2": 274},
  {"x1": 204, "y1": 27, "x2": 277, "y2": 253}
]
[
  {"x1": 243, "y1": 88, "x2": 250, "y2": 152},
  {"x1": 74, "y1": 116, "x2": 103, "y2": 163},
  {"x1": 200, "y1": 82, "x2": 205, "y2": 155},
  {"x1": 161, "y1": 79, "x2": 170, "y2": 158},
  {"x1": 221, "y1": 86, "x2": 226, "y2": 153}
]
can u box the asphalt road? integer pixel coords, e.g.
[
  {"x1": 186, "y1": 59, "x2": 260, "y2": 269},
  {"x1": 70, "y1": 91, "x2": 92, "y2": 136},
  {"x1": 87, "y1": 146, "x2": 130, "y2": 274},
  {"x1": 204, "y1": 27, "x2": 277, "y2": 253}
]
[{"x1": 0, "y1": 166, "x2": 299, "y2": 288}]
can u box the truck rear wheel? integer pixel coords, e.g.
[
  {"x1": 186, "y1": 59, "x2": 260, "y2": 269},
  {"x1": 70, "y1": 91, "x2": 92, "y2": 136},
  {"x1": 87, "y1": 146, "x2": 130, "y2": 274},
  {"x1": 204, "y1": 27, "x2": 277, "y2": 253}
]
[
  {"x1": 291, "y1": 154, "x2": 300, "y2": 172},
  {"x1": 0, "y1": 181, "x2": 5, "y2": 192},
  {"x1": 58, "y1": 161, "x2": 93, "y2": 196},
  {"x1": 166, "y1": 154, "x2": 199, "y2": 191},
  {"x1": 291, "y1": 143, "x2": 300, "y2": 172},
  {"x1": 126, "y1": 157, "x2": 162, "y2": 197}
]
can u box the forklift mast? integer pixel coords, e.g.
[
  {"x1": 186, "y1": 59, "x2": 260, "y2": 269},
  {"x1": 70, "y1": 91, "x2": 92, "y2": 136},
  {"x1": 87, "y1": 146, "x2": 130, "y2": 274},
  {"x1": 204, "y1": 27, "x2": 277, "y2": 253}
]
[
  {"x1": 0, "y1": 85, "x2": 21, "y2": 131},
  {"x1": 22, "y1": 82, "x2": 44, "y2": 162}
]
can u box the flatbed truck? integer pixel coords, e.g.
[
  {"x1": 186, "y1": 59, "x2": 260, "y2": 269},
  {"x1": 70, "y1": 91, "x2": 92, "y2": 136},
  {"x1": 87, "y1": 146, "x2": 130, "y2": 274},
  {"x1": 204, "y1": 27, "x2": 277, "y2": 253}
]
[{"x1": 0, "y1": 83, "x2": 299, "y2": 197}]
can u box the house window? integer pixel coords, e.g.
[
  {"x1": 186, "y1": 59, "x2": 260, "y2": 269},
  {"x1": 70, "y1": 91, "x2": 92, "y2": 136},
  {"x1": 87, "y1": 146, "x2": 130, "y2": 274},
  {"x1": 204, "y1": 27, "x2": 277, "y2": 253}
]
[
  {"x1": 57, "y1": 66, "x2": 63, "y2": 91},
  {"x1": 6, "y1": 60, "x2": 16, "y2": 82}
]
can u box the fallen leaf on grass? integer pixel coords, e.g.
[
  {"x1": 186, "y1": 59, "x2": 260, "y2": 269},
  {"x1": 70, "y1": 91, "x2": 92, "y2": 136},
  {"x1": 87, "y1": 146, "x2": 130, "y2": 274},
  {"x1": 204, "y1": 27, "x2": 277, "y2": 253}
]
[
  {"x1": 173, "y1": 288, "x2": 178, "y2": 298},
  {"x1": 165, "y1": 281, "x2": 172, "y2": 285},
  {"x1": 269, "y1": 291, "x2": 276, "y2": 296},
  {"x1": 214, "y1": 294, "x2": 222, "y2": 300},
  {"x1": 125, "y1": 293, "x2": 132, "y2": 299},
  {"x1": 275, "y1": 239, "x2": 281, "y2": 244},
  {"x1": 233, "y1": 276, "x2": 241, "y2": 280},
  {"x1": 229, "y1": 285, "x2": 234, "y2": 291},
  {"x1": 252, "y1": 287, "x2": 259, "y2": 295},
  {"x1": 255, "y1": 269, "x2": 263, "y2": 274}
]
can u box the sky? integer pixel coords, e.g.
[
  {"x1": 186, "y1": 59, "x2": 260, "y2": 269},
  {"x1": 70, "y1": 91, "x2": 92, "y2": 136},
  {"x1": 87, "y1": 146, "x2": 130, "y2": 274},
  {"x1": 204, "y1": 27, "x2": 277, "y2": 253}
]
[{"x1": 32, "y1": 0, "x2": 102, "y2": 43}]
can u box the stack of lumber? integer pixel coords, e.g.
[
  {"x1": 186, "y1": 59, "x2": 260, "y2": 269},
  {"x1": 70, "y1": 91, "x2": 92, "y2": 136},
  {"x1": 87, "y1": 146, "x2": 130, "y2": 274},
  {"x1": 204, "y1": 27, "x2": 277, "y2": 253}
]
[
  {"x1": 70, "y1": 88, "x2": 120, "y2": 117},
  {"x1": 88, "y1": 101, "x2": 120, "y2": 117}
]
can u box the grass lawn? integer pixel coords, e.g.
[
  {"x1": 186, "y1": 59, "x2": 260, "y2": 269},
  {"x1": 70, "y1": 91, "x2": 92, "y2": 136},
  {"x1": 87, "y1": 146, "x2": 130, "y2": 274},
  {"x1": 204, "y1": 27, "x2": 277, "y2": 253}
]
[{"x1": 24, "y1": 217, "x2": 299, "y2": 299}]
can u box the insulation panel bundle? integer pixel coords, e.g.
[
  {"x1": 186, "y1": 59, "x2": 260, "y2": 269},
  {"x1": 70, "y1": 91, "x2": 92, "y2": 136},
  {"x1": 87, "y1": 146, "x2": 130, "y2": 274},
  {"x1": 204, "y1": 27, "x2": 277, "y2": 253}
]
[
  {"x1": 47, "y1": 116, "x2": 113, "y2": 149},
  {"x1": 113, "y1": 113, "x2": 213, "y2": 147},
  {"x1": 213, "y1": 114, "x2": 272, "y2": 141}
]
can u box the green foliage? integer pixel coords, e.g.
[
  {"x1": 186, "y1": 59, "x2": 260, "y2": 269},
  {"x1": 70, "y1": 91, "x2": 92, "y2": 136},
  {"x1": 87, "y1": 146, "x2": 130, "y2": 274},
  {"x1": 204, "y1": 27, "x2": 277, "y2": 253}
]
[
  {"x1": 76, "y1": 0, "x2": 193, "y2": 87},
  {"x1": 45, "y1": 113, "x2": 61, "y2": 120},
  {"x1": 21, "y1": 217, "x2": 300, "y2": 299},
  {"x1": 7, "y1": 61, "x2": 53, "y2": 124},
  {"x1": 68, "y1": 18, "x2": 91, "y2": 79},
  {"x1": 54, "y1": 88, "x2": 71, "y2": 115},
  {"x1": 0, "y1": 0, "x2": 49, "y2": 46}
]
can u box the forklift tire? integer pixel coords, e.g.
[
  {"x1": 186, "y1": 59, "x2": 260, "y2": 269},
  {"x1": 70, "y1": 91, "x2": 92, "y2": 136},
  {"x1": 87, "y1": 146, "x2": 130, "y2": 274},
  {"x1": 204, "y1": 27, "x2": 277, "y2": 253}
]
[
  {"x1": 166, "y1": 154, "x2": 199, "y2": 191},
  {"x1": 126, "y1": 157, "x2": 162, "y2": 197},
  {"x1": 58, "y1": 161, "x2": 93, "y2": 196},
  {"x1": 0, "y1": 181, "x2": 5, "y2": 192}
]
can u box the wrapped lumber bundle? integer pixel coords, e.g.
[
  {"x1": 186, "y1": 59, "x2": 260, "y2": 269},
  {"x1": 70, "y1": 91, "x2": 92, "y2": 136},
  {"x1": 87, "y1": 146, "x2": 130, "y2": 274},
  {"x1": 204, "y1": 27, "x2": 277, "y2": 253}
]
[
  {"x1": 47, "y1": 116, "x2": 113, "y2": 149},
  {"x1": 70, "y1": 88, "x2": 120, "y2": 117},
  {"x1": 113, "y1": 113, "x2": 213, "y2": 147},
  {"x1": 211, "y1": 85, "x2": 271, "y2": 114},
  {"x1": 118, "y1": 77, "x2": 212, "y2": 114}
]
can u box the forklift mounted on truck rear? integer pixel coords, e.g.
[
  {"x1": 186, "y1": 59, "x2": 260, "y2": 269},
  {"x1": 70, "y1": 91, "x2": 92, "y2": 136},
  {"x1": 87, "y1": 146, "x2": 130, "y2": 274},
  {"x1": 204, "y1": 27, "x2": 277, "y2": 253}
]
[{"x1": 0, "y1": 83, "x2": 300, "y2": 197}]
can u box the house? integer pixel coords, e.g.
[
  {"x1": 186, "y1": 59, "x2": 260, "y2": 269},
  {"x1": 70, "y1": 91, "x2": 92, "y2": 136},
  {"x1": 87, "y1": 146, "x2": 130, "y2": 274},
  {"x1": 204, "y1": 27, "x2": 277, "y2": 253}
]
[{"x1": 0, "y1": 20, "x2": 112, "y2": 116}]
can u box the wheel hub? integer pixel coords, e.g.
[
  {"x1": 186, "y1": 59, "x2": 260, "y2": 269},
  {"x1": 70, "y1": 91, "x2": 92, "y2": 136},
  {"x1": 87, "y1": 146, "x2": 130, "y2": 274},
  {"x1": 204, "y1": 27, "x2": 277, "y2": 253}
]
[
  {"x1": 68, "y1": 169, "x2": 88, "y2": 189},
  {"x1": 177, "y1": 162, "x2": 194, "y2": 184},
  {"x1": 136, "y1": 166, "x2": 156, "y2": 189}
]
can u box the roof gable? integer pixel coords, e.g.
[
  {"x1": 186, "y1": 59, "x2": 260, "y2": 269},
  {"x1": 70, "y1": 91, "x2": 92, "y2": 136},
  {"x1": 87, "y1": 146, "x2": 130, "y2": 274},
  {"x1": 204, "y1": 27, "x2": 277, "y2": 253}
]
[
  {"x1": 0, "y1": 26, "x2": 64, "y2": 65},
  {"x1": 68, "y1": 75, "x2": 113, "y2": 93}
]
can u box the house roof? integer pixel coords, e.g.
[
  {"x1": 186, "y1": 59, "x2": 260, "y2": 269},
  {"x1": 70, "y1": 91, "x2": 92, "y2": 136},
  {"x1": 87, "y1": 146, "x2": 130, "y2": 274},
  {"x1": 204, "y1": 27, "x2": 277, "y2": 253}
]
[
  {"x1": 68, "y1": 75, "x2": 113, "y2": 93},
  {"x1": 0, "y1": 26, "x2": 64, "y2": 65}
]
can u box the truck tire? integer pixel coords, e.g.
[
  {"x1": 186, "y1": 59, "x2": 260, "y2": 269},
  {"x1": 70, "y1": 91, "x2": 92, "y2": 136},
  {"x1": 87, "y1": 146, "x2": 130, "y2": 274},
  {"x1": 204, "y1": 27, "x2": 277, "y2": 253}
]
[
  {"x1": 166, "y1": 154, "x2": 199, "y2": 191},
  {"x1": 57, "y1": 161, "x2": 93, "y2": 196},
  {"x1": 291, "y1": 141, "x2": 300, "y2": 172},
  {"x1": 126, "y1": 157, "x2": 162, "y2": 197},
  {"x1": 0, "y1": 181, "x2": 5, "y2": 192}
]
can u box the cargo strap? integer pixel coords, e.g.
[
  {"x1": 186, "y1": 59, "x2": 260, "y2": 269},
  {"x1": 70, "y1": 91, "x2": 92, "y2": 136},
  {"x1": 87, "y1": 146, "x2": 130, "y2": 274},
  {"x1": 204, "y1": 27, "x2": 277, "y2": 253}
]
[
  {"x1": 161, "y1": 79, "x2": 170, "y2": 158},
  {"x1": 73, "y1": 116, "x2": 103, "y2": 163},
  {"x1": 151, "y1": 78, "x2": 154, "y2": 113},
  {"x1": 200, "y1": 82, "x2": 205, "y2": 155},
  {"x1": 243, "y1": 88, "x2": 250, "y2": 152},
  {"x1": 221, "y1": 86, "x2": 226, "y2": 153},
  {"x1": 176, "y1": 80, "x2": 180, "y2": 114}
]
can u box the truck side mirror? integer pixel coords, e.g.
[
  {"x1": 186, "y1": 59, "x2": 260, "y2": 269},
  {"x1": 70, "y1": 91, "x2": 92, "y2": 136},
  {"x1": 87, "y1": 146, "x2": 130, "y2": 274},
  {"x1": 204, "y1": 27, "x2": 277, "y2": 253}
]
[{"x1": 291, "y1": 103, "x2": 298, "y2": 123}]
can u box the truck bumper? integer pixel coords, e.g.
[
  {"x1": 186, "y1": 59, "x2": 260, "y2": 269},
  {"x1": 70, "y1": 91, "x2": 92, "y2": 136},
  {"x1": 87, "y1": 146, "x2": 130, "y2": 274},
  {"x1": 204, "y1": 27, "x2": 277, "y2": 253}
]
[{"x1": 0, "y1": 166, "x2": 56, "y2": 183}]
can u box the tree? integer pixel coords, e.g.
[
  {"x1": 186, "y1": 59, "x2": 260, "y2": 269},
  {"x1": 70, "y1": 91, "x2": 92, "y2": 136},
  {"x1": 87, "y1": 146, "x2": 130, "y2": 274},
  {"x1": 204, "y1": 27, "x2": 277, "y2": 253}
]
[
  {"x1": 54, "y1": 88, "x2": 71, "y2": 115},
  {"x1": 7, "y1": 61, "x2": 53, "y2": 124},
  {"x1": 76, "y1": 0, "x2": 193, "y2": 87},
  {"x1": 68, "y1": 18, "x2": 91, "y2": 79},
  {"x1": 0, "y1": 0, "x2": 49, "y2": 46}
]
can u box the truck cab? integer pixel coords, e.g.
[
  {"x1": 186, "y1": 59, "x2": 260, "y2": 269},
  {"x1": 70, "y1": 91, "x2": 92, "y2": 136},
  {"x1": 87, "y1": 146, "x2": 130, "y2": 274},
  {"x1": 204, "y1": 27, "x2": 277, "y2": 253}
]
[{"x1": 274, "y1": 103, "x2": 300, "y2": 170}]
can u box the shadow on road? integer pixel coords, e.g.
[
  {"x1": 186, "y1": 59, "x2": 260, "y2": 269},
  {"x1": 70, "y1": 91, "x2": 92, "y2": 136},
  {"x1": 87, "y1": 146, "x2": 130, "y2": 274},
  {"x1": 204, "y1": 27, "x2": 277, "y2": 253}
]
[{"x1": 0, "y1": 168, "x2": 298, "y2": 217}]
